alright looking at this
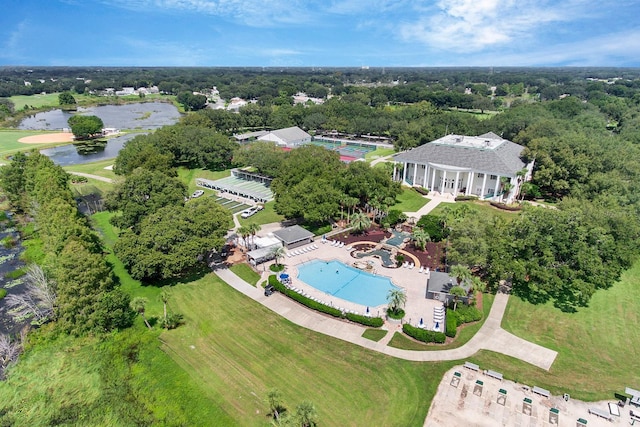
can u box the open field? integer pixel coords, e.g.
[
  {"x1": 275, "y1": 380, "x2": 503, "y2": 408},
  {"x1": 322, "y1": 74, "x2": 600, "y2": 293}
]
[
  {"x1": 160, "y1": 273, "x2": 455, "y2": 426},
  {"x1": 9, "y1": 93, "x2": 61, "y2": 110},
  {"x1": 178, "y1": 167, "x2": 231, "y2": 194},
  {"x1": 0, "y1": 130, "x2": 67, "y2": 158},
  {"x1": 63, "y1": 159, "x2": 118, "y2": 180},
  {"x1": 390, "y1": 187, "x2": 430, "y2": 212},
  {"x1": 365, "y1": 147, "x2": 396, "y2": 161},
  {"x1": 237, "y1": 201, "x2": 284, "y2": 226},
  {"x1": 494, "y1": 261, "x2": 640, "y2": 401}
]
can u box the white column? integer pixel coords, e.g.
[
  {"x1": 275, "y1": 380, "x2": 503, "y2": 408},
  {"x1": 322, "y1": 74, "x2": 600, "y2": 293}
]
[
  {"x1": 494, "y1": 175, "x2": 501, "y2": 199},
  {"x1": 442, "y1": 171, "x2": 447, "y2": 193},
  {"x1": 481, "y1": 173, "x2": 487, "y2": 197},
  {"x1": 422, "y1": 165, "x2": 428, "y2": 188},
  {"x1": 454, "y1": 172, "x2": 460, "y2": 195},
  {"x1": 393, "y1": 164, "x2": 397, "y2": 181},
  {"x1": 412, "y1": 163, "x2": 417, "y2": 186},
  {"x1": 402, "y1": 162, "x2": 407, "y2": 182},
  {"x1": 466, "y1": 171, "x2": 473, "y2": 195},
  {"x1": 431, "y1": 168, "x2": 436, "y2": 191}
]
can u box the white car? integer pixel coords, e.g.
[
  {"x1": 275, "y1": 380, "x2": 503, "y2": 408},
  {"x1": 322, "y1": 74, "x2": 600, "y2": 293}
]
[
  {"x1": 191, "y1": 190, "x2": 204, "y2": 198},
  {"x1": 240, "y1": 205, "x2": 263, "y2": 218}
]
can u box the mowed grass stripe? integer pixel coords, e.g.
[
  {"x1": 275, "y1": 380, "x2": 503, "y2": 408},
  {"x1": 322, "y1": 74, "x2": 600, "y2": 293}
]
[
  {"x1": 484, "y1": 260, "x2": 640, "y2": 401},
  {"x1": 159, "y1": 274, "x2": 454, "y2": 426}
]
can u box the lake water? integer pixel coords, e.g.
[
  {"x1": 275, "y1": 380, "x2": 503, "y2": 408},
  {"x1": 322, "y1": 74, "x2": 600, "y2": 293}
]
[
  {"x1": 18, "y1": 101, "x2": 181, "y2": 130},
  {"x1": 40, "y1": 133, "x2": 143, "y2": 166}
]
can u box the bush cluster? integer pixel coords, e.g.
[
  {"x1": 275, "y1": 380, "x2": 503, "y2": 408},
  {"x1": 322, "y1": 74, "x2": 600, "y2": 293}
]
[
  {"x1": 414, "y1": 187, "x2": 430, "y2": 195},
  {"x1": 489, "y1": 201, "x2": 522, "y2": 211},
  {"x1": 269, "y1": 275, "x2": 384, "y2": 327},
  {"x1": 454, "y1": 195, "x2": 478, "y2": 201},
  {"x1": 445, "y1": 310, "x2": 458, "y2": 338},
  {"x1": 402, "y1": 324, "x2": 446, "y2": 343},
  {"x1": 445, "y1": 306, "x2": 483, "y2": 338}
]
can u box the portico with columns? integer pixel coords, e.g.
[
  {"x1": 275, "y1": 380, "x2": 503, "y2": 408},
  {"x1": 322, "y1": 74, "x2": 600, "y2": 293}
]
[{"x1": 393, "y1": 132, "x2": 534, "y2": 204}]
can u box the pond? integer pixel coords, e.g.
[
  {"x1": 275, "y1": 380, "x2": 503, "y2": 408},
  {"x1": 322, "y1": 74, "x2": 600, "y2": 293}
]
[
  {"x1": 40, "y1": 133, "x2": 143, "y2": 166},
  {"x1": 18, "y1": 101, "x2": 181, "y2": 131}
]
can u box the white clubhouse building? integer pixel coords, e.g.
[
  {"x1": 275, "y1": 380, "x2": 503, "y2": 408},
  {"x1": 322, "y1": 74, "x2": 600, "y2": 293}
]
[{"x1": 393, "y1": 132, "x2": 534, "y2": 203}]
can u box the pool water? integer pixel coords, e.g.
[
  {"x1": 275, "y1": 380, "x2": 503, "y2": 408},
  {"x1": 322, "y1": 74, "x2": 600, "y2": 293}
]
[{"x1": 297, "y1": 260, "x2": 399, "y2": 307}]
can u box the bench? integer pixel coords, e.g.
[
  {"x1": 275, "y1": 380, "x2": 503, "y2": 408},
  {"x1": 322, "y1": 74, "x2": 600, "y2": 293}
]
[
  {"x1": 626, "y1": 387, "x2": 640, "y2": 407},
  {"x1": 588, "y1": 407, "x2": 613, "y2": 422},
  {"x1": 533, "y1": 386, "x2": 551, "y2": 398},
  {"x1": 464, "y1": 361, "x2": 480, "y2": 371},
  {"x1": 607, "y1": 402, "x2": 620, "y2": 417},
  {"x1": 485, "y1": 369, "x2": 503, "y2": 381},
  {"x1": 577, "y1": 417, "x2": 588, "y2": 426}
]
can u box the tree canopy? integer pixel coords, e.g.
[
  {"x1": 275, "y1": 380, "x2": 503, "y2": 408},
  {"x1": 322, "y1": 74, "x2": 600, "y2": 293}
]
[{"x1": 68, "y1": 115, "x2": 104, "y2": 140}]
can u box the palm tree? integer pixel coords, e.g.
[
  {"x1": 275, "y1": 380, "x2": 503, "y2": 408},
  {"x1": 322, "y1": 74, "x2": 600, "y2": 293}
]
[
  {"x1": 449, "y1": 286, "x2": 467, "y2": 311},
  {"x1": 160, "y1": 290, "x2": 169, "y2": 326},
  {"x1": 295, "y1": 400, "x2": 318, "y2": 427},
  {"x1": 468, "y1": 276, "x2": 486, "y2": 306},
  {"x1": 131, "y1": 297, "x2": 151, "y2": 329},
  {"x1": 386, "y1": 288, "x2": 407, "y2": 316},
  {"x1": 266, "y1": 388, "x2": 285, "y2": 421},
  {"x1": 248, "y1": 223, "x2": 261, "y2": 250},
  {"x1": 500, "y1": 177, "x2": 513, "y2": 202},
  {"x1": 350, "y1": 212, "x2": 371, "y2": 233},
  {"x1": 450, "y1": 264, "x2": 472, "y2": 286},
  {"x1": 344, "y1": 196, "x2": 359, "y2": 224},
  {"x1": 411, "y1": 228, "x2": 431, "y2": 251},
  {"x1": 271, "y1": 245, "x2": 286, "y2": 267},
  {"x1": 237, "y1": 226, "x2": 251, "y2": 250}
]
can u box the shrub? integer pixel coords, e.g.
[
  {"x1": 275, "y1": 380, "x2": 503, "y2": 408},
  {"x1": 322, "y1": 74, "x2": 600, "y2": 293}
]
[
  {"x1": 455, "y1": 305, "x2": 483, "y2": 324},
  {"x1": 0, "y1": 288, "x2": 6, "y2": 299},
  {"x1": 5, "y1": 268, "x2": 26, "y2": 279},
  {"x1": 416, "y1": 214, "x2": 446, "y2": 242},
  {"x1": 269, "y1": 264, "x2": 285, "y2": 272},
  {"x1": 454, "y1": 195, "x2": 478, "y2": 201},
  {"x1": 346, "y1": 313, "x2": 384, "y2": 328},
  {"x1": 445, "y1": 309, "x2": 457, "y2": 338},
  {"x1": 395, "y1": 254, "x2": 405, "y2": 267},
  {"x1": 380, "y1": 209, "x2": 407, "y2": 228},
  {"x1": 414, "y1": 187, "x2": 430, "y2": 195},
  {"x1": 268, "y1": 275, "x2": 384, "y2": 327},
  {"x1": 489, "y1": 201, "x2": 522, "y2": 211},
  {"x1": 402, "y1": 324, "x2": 446, "y2": 343},
  {"x1": 386, "y1": 308, "x2": 405, "y2": 320}
]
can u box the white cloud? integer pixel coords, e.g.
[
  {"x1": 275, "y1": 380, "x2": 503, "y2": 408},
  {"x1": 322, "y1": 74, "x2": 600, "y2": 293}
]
[
  {"x1": 99, "y1": 0, "x2": 315, "y2": 27},
  {"x1": 0, "y1": 20, "x2": 29, "y2": 60},
  {"x1": 399, "y1": 0, "x2": 586, "y2": 52}
]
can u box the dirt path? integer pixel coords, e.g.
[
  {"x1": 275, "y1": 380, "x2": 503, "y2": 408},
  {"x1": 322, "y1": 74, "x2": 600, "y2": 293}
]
[{"x1": 68, "y1": 172, "x2": 114, "y2": 183}]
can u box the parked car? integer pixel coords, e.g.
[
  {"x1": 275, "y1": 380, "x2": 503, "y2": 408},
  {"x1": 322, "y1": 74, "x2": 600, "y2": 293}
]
[
  {"x1": 191, "y1": 190, "x2": 204, "y2": 198},
  {"x1": 264, "y1": 284, "x2": 275, "y2": 296},
  {"x1": 240, "y1": 205, "x2": 263, "y2": 218}
]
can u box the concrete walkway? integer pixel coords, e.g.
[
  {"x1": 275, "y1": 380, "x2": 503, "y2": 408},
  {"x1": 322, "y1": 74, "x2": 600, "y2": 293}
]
[
  {"x1": 215, "y1": 268, "x2": 557, "y2": 371},
  {"x1": 68, "y1": 171, "x2": 114, "y2": 183}
]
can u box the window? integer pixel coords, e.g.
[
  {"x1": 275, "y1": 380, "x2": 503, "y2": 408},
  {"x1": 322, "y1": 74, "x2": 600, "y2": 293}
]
[
  {"x1": 477, "y1": 173, "x2": 484, "y2": 178},
  {"x1": 490, "y1": 175, "x2": 497, "y2": 180}
]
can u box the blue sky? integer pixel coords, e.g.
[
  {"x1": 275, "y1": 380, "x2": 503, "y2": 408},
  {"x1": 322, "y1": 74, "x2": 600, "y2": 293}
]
[{"x1": 2, "y1": 0, "x2": 639, "y2": 67}]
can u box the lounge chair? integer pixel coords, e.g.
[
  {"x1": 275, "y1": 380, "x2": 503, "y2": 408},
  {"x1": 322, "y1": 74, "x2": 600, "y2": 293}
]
[
  {"x1": 312, "y1": 244, "x2": 318, "y2": 249},
  {"x1": 339, "y1": 242, "x2": 344, "y2": 248},
  {"x1": 409, "y1": 263, "x2": 414, "y2": 269},
  {"x1": 403, "y1": 261, "x2": 408, "y2": 268},
  {"x1": 344, "y1": 245, "x2": 352, "y2": 251},
  {"x1": 418, "y1": 266, "x2": 424, "y2": 273}
]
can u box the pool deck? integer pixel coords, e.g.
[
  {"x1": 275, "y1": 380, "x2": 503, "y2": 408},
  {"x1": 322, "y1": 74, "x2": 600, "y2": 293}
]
[{"x1": 282, "y1": 241, "x2": 454, "y2": 330}]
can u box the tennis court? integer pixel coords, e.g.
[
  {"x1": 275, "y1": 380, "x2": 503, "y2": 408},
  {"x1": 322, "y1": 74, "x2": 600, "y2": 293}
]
[
  {"x1": 306, "y1": 138, "x2": 377, "y2": 159},
  {"x1": 213, "y1": 196, "x2": 252, "y2": 214}
]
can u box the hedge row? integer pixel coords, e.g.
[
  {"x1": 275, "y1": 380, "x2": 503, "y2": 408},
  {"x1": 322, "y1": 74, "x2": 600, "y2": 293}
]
[
  {"x1": 414, "y1": 187, "x2": 430, "y2": 195},
  {"x1": 445, "y1": 311, "x2": 457, "y2": 338},
  {"x1": 489, "y1": 201, "x2": 522, "y2": 211},
  {"x1": 403, "y1": 324, "x2": 446, "y2": 343},
  {"x1": 268, "y1": 275, "x2": 384, "y2": 328},
  {"x1": 454, "y1": 195, "x2": 478, "y2": 201}
]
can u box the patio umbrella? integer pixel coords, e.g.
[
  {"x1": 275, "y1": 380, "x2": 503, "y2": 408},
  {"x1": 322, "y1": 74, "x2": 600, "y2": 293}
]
[
  {"x1": 434, "y1": 321, "x2": 440, "y2": 330},
  {"x1": 366, "y1": 306, "x2": 370, "y2": 315},
  {"x1": 419, "y1": 318, "x2": 423, "y2": 326}
]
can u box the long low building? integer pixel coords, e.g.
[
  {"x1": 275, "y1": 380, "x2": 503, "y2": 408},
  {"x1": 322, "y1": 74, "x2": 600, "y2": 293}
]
[{"x1": 393, "y1": 132, "x2": 534, "y2": 203}]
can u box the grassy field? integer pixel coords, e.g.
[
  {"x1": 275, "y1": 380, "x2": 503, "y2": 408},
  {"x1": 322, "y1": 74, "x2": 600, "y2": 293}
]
[
  {"x1": 489, "y1": 262, "x2": 640, "y2": 401},
  {"x1": 159, "y1": 274, "x2": 456, "y2": 426},
  {"x1": 69, "y1": 178, "x2": 113, "y2": 198},
  {"x1": 178, "y1": 167, "x2": 231, "y2": 194},
  {"x1": 63, "y1": 159, "x2": 118, "y2": 180},
  {"x1": 365, "y1": 147, "x2": 395, "y2": 161},
  {"x1": 229, "y1": 263, "x2": 261, "y2": 286},
  {"x1": 390, "y1": 187, "x2": 429, "y2": 212},
  {"x1": 0, "y1": 129, "x2": 65, "y2": 158},
  {"x1": 362, "y1": 328, "x2": 388, "y2": 342},
  {"x1": 9, "y1": 93, "x2": 62, "y2": 110}
]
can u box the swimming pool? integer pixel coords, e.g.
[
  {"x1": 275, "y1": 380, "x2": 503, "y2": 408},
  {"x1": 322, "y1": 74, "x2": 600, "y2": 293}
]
[{"x1": 297, "y1": 259, "x2": 400, "y2": 307}]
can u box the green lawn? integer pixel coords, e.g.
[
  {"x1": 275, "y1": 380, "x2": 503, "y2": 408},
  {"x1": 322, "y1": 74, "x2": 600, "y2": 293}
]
[
  {"x1": 365, "y1": 147, "x2": 396, "y2": 161},
  {"x1": 229, "y1": 263, "x2": 261, "y2": 286},
  {"x1": 487, "y1": 262, "x2": 640, "y2": 401},
  {"x1": 362, "y1": 328, "x2": 388, "y2": 342},
  {"x1": 160, "y1": 274, "x2": 456, "y2": 426},
  {"x1": 69, "y1": 179, "x2": 113, "y2": 198},
  {"x1": 63, "y1": 159, "x2": 118, "y2": 180},
  {"x1": 390, "y1": 187, "x2": 429, "y2": 212},
  {"x1": 0, "y1": 130, "x2": 66, "y2": 158},
  {"x1": 9, "y1": 93, "x2": 61, "y2": 110},
  {"x1": 178, "y1": 167, "x2": 231, "y2": 194},
  {"x1": 238, "y1": 201, "x2": 284, "y2": 227},
  {"x1": 429, "y1": 200, "x2": 519, "y2": 222}
]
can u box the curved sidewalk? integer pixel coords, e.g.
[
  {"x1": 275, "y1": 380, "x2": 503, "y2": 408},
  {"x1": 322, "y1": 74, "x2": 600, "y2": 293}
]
[{"x1": 216, "y1": 268, "x2": 557, "y2": 371}]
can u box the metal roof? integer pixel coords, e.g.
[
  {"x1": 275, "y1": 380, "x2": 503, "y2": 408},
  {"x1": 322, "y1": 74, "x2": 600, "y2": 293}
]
[{"x1": 272, "y1": 225, "x2": 315, "y2": 244}]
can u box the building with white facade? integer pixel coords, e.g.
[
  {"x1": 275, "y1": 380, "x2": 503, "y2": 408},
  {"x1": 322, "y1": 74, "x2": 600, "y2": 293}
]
[
  {"x1": 393, "y1": 132, "x2": 534, "y2": 203},
  {"x1": 257, "y1": 126, "x2": 312, "y2": 147}
]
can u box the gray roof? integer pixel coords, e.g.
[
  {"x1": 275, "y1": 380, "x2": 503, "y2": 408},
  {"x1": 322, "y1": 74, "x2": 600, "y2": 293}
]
[
  {"x1": 394, "y1": 132, "x2": 527, "y2": 176},
  {"x1": 247, "y1": 243, "x2": 281, "y2": 263},
  {"x1": 427, "y1": 271, "x2": 458, "y2": 294},
  {"x1": 234, "y1": 130, "x2": 269, "y2": 141},
  {"x1": 272, "y1": 225, "x2": 314, "y2": 244},
  {"x1": 260, "y1": 126, "x2": 311, "y2": 144}
]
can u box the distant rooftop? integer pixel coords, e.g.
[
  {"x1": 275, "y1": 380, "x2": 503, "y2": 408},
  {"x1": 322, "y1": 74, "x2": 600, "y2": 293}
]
[{"x1": 432, "y1": 132, "x2": 505, "y2": 150}]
